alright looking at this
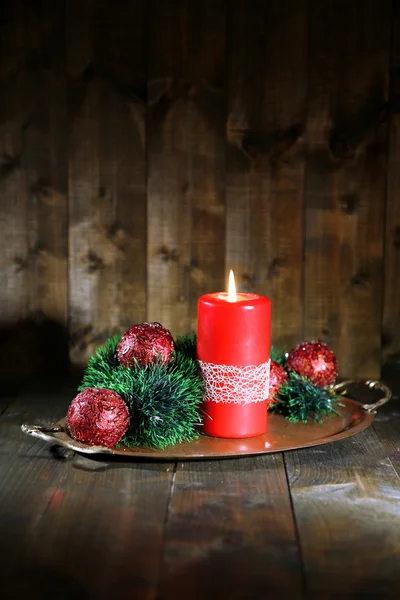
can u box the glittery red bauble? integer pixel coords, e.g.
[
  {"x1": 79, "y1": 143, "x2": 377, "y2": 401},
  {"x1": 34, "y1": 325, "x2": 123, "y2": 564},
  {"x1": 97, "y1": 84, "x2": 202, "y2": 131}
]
[
  {"x1": 117, "y1": 322, "x2": 174, "y2": 368},
  {"x1": 286, "y1": 340, "x2": 338, "y2": 387},
  {"x1": 67, "y1": 388, "x2": 130, "y2": 448},
  {"x1": 269, "y1": 360, "x2": 288, "y2": 402}
]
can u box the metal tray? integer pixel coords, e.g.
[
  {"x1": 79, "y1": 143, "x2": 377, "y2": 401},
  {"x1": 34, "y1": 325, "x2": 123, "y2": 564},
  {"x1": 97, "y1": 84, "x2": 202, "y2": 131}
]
[{"x1": 21, "y1": 380, "x2": 391, "y2": 460}]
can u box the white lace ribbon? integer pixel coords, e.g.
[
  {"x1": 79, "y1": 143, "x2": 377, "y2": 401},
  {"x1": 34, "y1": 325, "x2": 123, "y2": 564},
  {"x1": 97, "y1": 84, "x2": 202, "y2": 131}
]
[{"x1": 198, "y1": 359, "x2": 271, "y2": 405}]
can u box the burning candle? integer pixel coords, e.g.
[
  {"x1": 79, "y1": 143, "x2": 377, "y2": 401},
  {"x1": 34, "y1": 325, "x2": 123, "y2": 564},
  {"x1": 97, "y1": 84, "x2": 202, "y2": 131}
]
[{"x1": 197, "y1": 271, "x2": 271, "y2": 438}]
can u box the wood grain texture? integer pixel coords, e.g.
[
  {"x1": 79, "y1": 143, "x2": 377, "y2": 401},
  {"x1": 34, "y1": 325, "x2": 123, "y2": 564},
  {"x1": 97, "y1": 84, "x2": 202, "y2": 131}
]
[
  {"x1": 159, "y1": 456, "x2": 303, "y2": 599},
  {"x1": 226, "y1": 0, "x2": 307, "y2": 351},
  {"x1": 303, "y1": 0, "x2": 391, "y2": 379},
  {"x1": 0, "y1": 5, "x2": 30, "y2": 381},
  {"x1": 0, "y1": 4, "x2": 27, "y2": 327},
  {"x1": 0, "y1": 3, "x2": 68, "y2": 379},
  {"x1": 372, "y1": 402, "x2": 400, "y2": 481},
  {"x1": 1, "y1": 1, "x2": 400, "y2": 376},
  {"x1": 0, "y1": 380, "x2": 75, "y2": 594},
  {"x1": 286, "y1": 428, "x2": 400, "y2": 599},
  {"x1": 0, "y1": 383, "x2": 174, "y2": 600},
  {"x1": 23, "y1": 2, "x2": 69, "y2": 373},
  {"x1": 147, "y1": 0, "x2": 226, "y2": 336},
  {"x1": 3, "y1": 378, "x2": 400, "y2": 599},
  {"x1": 68, "y1": 0, "x2": 147, "y2": 368},
  {"x1": 383, "y1": 1, "x2": 400, "y2": 367},
  {"x1": 371, "y1": 368, "x2": 400, "y2": 479}
]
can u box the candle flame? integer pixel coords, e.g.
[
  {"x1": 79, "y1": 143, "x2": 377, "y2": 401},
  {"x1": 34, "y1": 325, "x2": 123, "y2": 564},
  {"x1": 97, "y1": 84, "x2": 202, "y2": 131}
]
[{"x1": 227, "y1": 269, "x2": 237, "y2": 302}]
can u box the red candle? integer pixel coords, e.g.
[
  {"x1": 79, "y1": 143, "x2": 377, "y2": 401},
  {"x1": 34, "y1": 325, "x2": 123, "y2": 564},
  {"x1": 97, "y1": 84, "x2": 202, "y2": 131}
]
[{"x1": 197, "y1": 273, "x2": 271, "y2": 438}]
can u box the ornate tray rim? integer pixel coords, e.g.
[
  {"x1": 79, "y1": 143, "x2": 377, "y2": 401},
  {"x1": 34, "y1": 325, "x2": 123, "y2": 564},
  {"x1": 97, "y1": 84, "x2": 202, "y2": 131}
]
[{"x1": 21, "y1": 380, "x2": 392, "y2": 461}]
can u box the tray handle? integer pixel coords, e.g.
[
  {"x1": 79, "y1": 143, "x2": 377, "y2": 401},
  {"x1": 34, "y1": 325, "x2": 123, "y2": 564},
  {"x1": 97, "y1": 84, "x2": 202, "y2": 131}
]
[
  {"x1": 332, "y1": 379, "x2": 392, "y2": 413},
  {"x1": 21, "y1": 422, "x2": 113, "y2": 454}
]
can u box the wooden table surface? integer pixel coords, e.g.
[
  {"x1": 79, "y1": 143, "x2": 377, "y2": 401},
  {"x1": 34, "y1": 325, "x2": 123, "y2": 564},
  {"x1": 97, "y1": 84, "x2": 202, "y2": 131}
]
[{"x1": 1, "y1": 376, "x2": 400, "y2": 600}]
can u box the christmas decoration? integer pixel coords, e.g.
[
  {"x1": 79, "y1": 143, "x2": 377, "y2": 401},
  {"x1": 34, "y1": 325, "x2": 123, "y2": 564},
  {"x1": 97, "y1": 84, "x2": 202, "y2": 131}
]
[
  {"x1": 67, "y1": 388, "x2": 130, "y2": 448},
  {"x1": 269, "y1": 372, "x2": 342, "y2": 423},
  {"x1": 69, "y1": 323, "x2": 342, "y2": 449},
  {"x1": 270, "y1": 346, "x2": 288, "y2": 367},
  {"x1": 78, "y1": 332, "x2": 203, "y2": 449},
  {"x1": 268, "y1": 360, "x2": 288, "y2": 402},
  {"x1": 117, "y1": 322, "x2": 174, "y2": 368},
  {"x1": 286, "y1": 340, "x2": 338, "y2": 387}
]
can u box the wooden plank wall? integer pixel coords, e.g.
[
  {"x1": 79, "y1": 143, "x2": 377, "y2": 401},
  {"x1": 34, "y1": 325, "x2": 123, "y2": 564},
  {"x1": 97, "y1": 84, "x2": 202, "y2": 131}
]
[
  {"x1": 68, "y1": 0, "x2": 147, "y2": 367},
  {"x1": 0, "y1": 2, "x2": 68, "y2": 384},
  {"x1": 226, "y1": 0, "x2": 307, "y2": 351},
  {"x1": 147, "y1": 0, "x2": 226, "y2": 336},
  {"x1": 304, "y1": 0, "x2": 391, "y2": 378},
  {"x1": 0, "y1": 0, "x2": 398, "y2": 380}
]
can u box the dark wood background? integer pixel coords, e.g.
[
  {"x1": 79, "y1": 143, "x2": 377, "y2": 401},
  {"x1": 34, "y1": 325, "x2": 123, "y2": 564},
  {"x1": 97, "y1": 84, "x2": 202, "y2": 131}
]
[{"x1": 0, "y1": 0, "x2": 399, "y2": 384}]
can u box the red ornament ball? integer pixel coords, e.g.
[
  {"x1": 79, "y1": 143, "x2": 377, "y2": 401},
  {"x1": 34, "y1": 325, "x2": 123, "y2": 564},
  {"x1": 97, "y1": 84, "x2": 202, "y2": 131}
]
[
  {"x1": 286, "y1": 340, "x2": 338, "y2": 387},
  {"x1": 117, "y1": 322, "x2": 174, "y2": 368},
  {"x1": 67, "y1": 388, "x2": 130, "y2": 448},
  {"x1": 269, "y1": 360, "x2": 288, "y2": 402}
]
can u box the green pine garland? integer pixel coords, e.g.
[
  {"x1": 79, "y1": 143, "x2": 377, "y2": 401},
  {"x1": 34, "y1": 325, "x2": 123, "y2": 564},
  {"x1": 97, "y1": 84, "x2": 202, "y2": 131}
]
[
  {"x1": 269, "y1": 371, "x2": 342, "y2": 423},
  {"x1": 270, "y1": 346, "x2": 287, "y2": 367},
  {"x1": 78, "y1": 333, "x2": 204, "y2": 449}
]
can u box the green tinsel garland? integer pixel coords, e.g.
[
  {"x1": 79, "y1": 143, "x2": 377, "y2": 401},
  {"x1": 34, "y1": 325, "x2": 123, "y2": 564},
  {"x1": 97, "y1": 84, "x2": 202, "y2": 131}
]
[
  {"x1": 269, "y1": 371, "x2": 342, "y2": 423},
  {"x1": 270, "y1": 345, "x2": 287, "y2": 367},
  {"x1": 269, "y1": 345, "x2": 342, "y2": 422},
  {"x1": 78, "y1": 333, "x2": 204, "y2": 449}
]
